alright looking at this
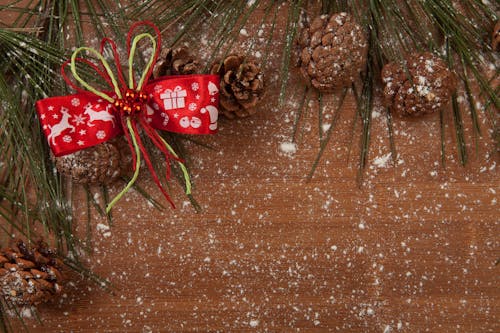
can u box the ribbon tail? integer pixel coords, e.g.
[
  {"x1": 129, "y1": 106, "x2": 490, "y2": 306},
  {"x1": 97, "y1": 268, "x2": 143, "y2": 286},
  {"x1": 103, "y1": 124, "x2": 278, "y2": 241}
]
[
  {"x1": 106, "y1": 118, "x2": 141, "y2": 213},
  {"x1": 121, "y1": 116, "x2": 138, "y2": 171},
  {"x1": 138, "y1": 117, "x2": 191, "y2": 196},
  {"x1": 156, "y1": 133, "x2": 192, "y2": 196},
  {"x1": 138, "y1": 117, "x2": 177, "y2": 181},
  {"x1": 130, "y1": 120, "x2": 176, "y2": 208}
]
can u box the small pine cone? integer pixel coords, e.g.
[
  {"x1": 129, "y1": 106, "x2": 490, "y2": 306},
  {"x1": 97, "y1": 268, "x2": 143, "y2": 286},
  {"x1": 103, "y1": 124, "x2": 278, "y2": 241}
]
[
  {"x1": 210, "y1": 54, "x2": 264, "y2": 118},
  {"x1": 153, "y1": 47, "x2": 199, "y2": 78},
  {"x1": 298, "y1": 13, "x2": 368, "y2": 91},
  {"x1": 381, "y1": 52, "x2": 456, "y2": 117},
  {"x1": 493, "y1": 21, "x2": 500, "y2": 52},
  {"x1": 54, "y1": 138, "x2": 128, "y2": 184},
  {"x1": 0, "y1": 240, "x2": 63, "y2": 306}
]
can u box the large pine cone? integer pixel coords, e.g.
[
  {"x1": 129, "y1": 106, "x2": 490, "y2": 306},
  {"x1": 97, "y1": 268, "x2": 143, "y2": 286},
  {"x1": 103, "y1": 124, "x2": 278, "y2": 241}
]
[
  {"x1": 153, "y1": 47, "x2": 199, "y2": 78},
  {"x1": 0, "y1": 240, "x2": 63, "y2": 306},
  {"x1": 210, "y1": 54, "x2": 264, "y2": 118},
  {"x1": 54, "y1": 138, "x2": 128, "y2": 184},
  {"x1": 381, "y1": 52, "x2": 456, "y2": 117},
  {"x1": 298, "y1": 13, "x2": 368, "y2": 91}
]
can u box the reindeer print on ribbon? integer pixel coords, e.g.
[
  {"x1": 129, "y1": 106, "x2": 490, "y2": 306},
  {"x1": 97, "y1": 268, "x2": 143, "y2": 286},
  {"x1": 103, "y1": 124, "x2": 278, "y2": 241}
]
[
  {"x1": 83, "y1": 103, "x2": 116, "y2": 128},
  {"x1": 36, "y1": 21, "x2": 220, "y2": 212},
  {"x1": 46, "y1": 107, "x2": 75, "y2": 146}
]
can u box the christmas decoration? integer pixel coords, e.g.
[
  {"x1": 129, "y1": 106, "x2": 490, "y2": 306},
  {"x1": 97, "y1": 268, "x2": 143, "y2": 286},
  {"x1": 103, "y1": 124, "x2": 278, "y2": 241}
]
[
  {"x1": 210, "y1": 54, "x2": 264, "y2": 118},
  {"x1": 153, "y1": 47, "x2": 199, "y2": 78},
  {"x1": 381, "y1": 52, "x2": 457, "y2": 117},
  {"x1": 0, "y1": 240, "x2": 63, "y2": 306},
  {"x1": 493, "y1": 21, "x2": 500, "y2": 51},
  {"x1": 35, "y1": 22, "x2": 220, "y2": 211},
  {"x1": 297, "y1": 12, "x2": 368, "y2": 91},
  {"x1": 54, "y1": 138, "x2": 128, "y2": 184}
]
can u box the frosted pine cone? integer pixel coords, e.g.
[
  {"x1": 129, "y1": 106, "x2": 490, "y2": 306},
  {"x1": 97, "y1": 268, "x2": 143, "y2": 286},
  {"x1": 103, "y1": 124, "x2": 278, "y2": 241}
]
[
  {"x1": 210, "y1": 54, "x2": 264, "y2": 118},
  {"x1": 0, "y1": 240, "x2": 63, "y2": 306},
  {"x1": 153, "y1": 47, "x2": 199, "y2": 78},
  {"x1": 298, "y1": 13, "x2": 368, "y2": 91},
  {"x1": 381, "y1": 52, "x2": 456, "y2": 117},
  {"x1": 54, "y1": 138, "x2": 128, "y2": 184}
]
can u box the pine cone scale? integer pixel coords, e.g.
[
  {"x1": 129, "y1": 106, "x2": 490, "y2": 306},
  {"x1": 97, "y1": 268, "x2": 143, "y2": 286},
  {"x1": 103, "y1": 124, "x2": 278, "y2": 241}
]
[
  {"x1": 381, "y1": 52, "x2": 456, "y2": 117},
  {"x1": 211, "y1": 54, "x2": 264, "y2": 118},
  {"x1": 0, "y1": 240, "x2": 63, "y2": 306},
  {"x1": 153, "y1": 47, "x2": 199, "y2": 78},
  {"x1": 298, "y1": 13, "x2": 368, "y2": 91}
]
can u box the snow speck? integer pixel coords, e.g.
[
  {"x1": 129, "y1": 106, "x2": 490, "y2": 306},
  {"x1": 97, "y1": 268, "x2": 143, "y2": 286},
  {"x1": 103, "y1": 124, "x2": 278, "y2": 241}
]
[
  {"x1": 96, "y1": 223, "x2": 111, "y2": 238},
  {"x1": 280, "y1": 142, "x2": 297, "y2": 154},
  {"x1": 249, "y1": 319, "x2": 259, "y2": 327},
  {"x1": 383, "y1": 325, "x2": 392, "y2": 333},
  {"x1": 372, "y1": 153, "x2": 392, "y2": 168}
]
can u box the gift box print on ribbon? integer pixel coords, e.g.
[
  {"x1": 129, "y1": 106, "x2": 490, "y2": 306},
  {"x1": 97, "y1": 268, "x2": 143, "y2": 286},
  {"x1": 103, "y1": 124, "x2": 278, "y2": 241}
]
[
  {"x1": 38, "y1": 76, "x2": 219, "y2": 156},
  {"x1": 36, "y1": 22, "x2": 220, "y2": 212}
]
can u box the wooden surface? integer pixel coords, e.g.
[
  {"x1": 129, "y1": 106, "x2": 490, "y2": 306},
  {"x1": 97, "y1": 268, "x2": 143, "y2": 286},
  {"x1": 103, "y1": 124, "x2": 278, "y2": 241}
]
[{"x1": 7, "y1": 3, "x2": 499, "y2": 332}]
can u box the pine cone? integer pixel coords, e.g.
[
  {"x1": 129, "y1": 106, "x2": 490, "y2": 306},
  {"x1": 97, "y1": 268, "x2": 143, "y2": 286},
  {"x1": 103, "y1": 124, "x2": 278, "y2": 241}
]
[
  {"x1": 210, "y1": 54, "x2": 264, "y2": 118},
  {"x1": 381, "y1": 52, "x2": 456, "y2": 117},
  {"x1": 298, "y1": 13, "x2": 368, "y2": 91},
  {"x1": 153, "y1": 47, "x2": 199, "y2": 78},
  {"x1": 54, "y1": 138, "x2": 128, "y2": 184},
  {"x1": 493, "y1": 21, "x2": 500, "y2": 51},
  {"x1": 0, "y1": 240, "x2": 63, "y2": 306}
]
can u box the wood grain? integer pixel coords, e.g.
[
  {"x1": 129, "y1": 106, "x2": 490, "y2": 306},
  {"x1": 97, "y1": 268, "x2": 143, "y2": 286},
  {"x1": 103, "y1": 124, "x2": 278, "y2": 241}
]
[{"x1": 5, "y1": 2, "x2": 499, "y2": 332}]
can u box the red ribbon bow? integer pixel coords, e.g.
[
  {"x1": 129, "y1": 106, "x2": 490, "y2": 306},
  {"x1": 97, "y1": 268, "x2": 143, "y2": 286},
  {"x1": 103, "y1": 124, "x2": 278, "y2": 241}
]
[{"x1": 35, "y1": 22, "x2": 219, "y2": 211}]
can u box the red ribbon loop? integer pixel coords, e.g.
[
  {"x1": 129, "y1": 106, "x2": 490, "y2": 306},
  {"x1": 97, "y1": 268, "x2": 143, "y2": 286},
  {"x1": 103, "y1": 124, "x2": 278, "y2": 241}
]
[
  {"x1": 36, "y1": 21, "x2": 219, "y2": 157},
  {"x1": 35, "y1": 21, "x2": 219, "y2": 210}
]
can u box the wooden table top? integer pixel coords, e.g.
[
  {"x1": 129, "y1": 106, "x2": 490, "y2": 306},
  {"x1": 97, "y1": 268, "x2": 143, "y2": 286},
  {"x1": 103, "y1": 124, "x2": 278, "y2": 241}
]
[{"x1": 5, "y1": 3, "x2": 499, "y2": 332}]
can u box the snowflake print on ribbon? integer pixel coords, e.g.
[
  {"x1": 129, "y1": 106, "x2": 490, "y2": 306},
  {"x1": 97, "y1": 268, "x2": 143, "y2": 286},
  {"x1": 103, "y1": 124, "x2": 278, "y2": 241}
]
[
  {"x1": 63, "y1": 135, "x2": 72, "y2": 143},
  {"x1": 188, "y1": 103, "x2": 197, "y2": 111},
  {"x1": 191, "y1": 82, "x2": 199, "y2": 91},
  {"x1": 96, "y1": 130, "x2": 106, "y2": 140},
  {"x1": 73, "y1": 114, "x2": 87, "y2": 126},
  {"x1": 71, "y1": 98, "x2": 80, "y2": 107}
]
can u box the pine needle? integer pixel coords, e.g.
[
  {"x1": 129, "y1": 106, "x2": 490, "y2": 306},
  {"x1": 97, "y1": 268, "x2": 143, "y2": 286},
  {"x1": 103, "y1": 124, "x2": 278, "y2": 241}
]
[
  {"x1": 307, "y1": 87, "x2": 347, "y2": 181},
  {"x1": 291, "y1": 85, "x2": 309, "y2": 143},
  {"x1": 279, "y1": 0, "x2": 302, "y2": 105}
]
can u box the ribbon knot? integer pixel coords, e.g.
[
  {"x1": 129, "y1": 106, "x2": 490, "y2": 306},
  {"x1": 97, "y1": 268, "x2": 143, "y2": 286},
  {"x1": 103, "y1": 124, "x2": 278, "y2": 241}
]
[
  {"x1": 115, "y1": 89, "x2": 149, "y2": 116},
  {"x1": 35, "y1": 22, "x2": 220, "y2": 212}
]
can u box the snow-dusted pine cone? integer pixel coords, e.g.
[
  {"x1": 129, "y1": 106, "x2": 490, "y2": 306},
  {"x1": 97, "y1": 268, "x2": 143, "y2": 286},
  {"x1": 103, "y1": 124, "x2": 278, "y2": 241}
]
[
  {"x1": 210, "y1": 54, "x2": 264, "y2": 118},
  {"x1": 298, "y1": 12, "x2": 368, "y2": 91},
  {"x1": 381, "y1": 52, "x2": 456, "y2": 117},
  {"x1": 0, "y1": 240, "x2": 63, "y2": 306},
  {"x1": 493, "y1": 21, "x2": 500, "y2": 51},
  {"x1": 153, "y1": 47, "x2": 199, "y2": 78},
  {"x1": 54, "y1": 138, "x2": 128, "y2": 184}
]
